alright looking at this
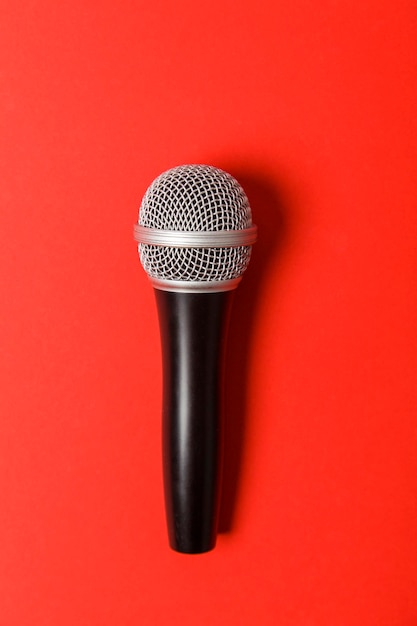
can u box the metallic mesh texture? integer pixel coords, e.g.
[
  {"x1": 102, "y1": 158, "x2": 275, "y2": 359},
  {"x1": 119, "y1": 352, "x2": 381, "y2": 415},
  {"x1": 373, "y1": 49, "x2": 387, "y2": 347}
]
[{"x1": 138, "y1": 165, "x2": 253, "y2": 282}]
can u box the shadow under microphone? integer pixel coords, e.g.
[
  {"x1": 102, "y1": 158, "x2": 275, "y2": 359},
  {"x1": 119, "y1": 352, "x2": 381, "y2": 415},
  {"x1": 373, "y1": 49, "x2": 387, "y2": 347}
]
[{"x1": 133, "y1": 164, "x2": 257, "y2": 554}]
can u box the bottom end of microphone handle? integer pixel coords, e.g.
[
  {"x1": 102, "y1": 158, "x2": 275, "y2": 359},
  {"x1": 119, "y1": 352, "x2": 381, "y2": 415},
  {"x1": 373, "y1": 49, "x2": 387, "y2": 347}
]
[
  {"x1": 164, "y1": 443, "x2": 221, "y2": 554},
  {"x1": 167, "y1": 526, "x2": 217, "y2": 554}
]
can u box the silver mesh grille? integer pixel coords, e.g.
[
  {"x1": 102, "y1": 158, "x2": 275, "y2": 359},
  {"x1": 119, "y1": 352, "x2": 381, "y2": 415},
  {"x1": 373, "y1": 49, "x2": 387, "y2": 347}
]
[{"x1": 137, "y1": 165, "x2": 253, "y2": 282}]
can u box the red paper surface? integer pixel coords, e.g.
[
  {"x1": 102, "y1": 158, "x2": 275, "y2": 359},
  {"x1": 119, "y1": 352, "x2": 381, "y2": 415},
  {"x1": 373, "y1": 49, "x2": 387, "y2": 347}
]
[{"x1": 1, "y1": 1, "x2": 417, "y2": 624}]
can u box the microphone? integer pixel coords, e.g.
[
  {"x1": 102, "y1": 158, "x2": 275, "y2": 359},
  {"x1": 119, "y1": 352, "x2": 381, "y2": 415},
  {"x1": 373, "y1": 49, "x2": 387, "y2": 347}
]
[{"x1": 133, "y1": 164, "x2": 257, "y2": 553}]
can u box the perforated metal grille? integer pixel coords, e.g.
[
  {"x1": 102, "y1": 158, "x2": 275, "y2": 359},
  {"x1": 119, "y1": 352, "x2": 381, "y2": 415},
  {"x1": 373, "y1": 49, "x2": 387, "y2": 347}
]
[{"x1": 138, "y1": 165, "x2": 253, "y2": 282}]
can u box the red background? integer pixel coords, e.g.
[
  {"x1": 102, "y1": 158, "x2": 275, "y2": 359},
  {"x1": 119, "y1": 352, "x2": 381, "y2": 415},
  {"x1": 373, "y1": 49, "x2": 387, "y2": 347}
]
[{"x1": 1, "y1": 1, "x2": 417, "y2": 624}]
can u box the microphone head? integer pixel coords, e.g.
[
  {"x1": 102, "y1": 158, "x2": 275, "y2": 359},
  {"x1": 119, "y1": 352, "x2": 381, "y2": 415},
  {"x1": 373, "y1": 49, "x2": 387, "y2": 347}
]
[{"x1": 134, "y1": 165, "x2": 257, "y2": 292}]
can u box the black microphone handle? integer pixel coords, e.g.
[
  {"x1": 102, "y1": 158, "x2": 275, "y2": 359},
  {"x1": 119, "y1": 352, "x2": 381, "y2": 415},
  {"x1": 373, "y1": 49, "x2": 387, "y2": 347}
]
[{"x1": 154, "y1": 288, "x2": 234, "y2": 553}]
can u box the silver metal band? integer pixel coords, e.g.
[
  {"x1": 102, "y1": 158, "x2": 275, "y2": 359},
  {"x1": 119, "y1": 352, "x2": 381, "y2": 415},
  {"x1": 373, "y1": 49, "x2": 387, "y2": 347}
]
[
  {"x1": 133, "y1": 224, "x2": 257, "y2": 248},
  {"x1": 149, "y1": 276, "x2": 242, "y2": 293}
]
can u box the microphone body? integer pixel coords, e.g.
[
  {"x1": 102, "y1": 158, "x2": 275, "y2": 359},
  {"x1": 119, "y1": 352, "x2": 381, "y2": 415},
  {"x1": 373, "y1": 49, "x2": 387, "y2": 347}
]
[
  {"x1": 156, "y1": 289, "x2": 233, "y2": 553},
  {"x1": 134, "y1": 165, "x2": 256, "y2": 553}
]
